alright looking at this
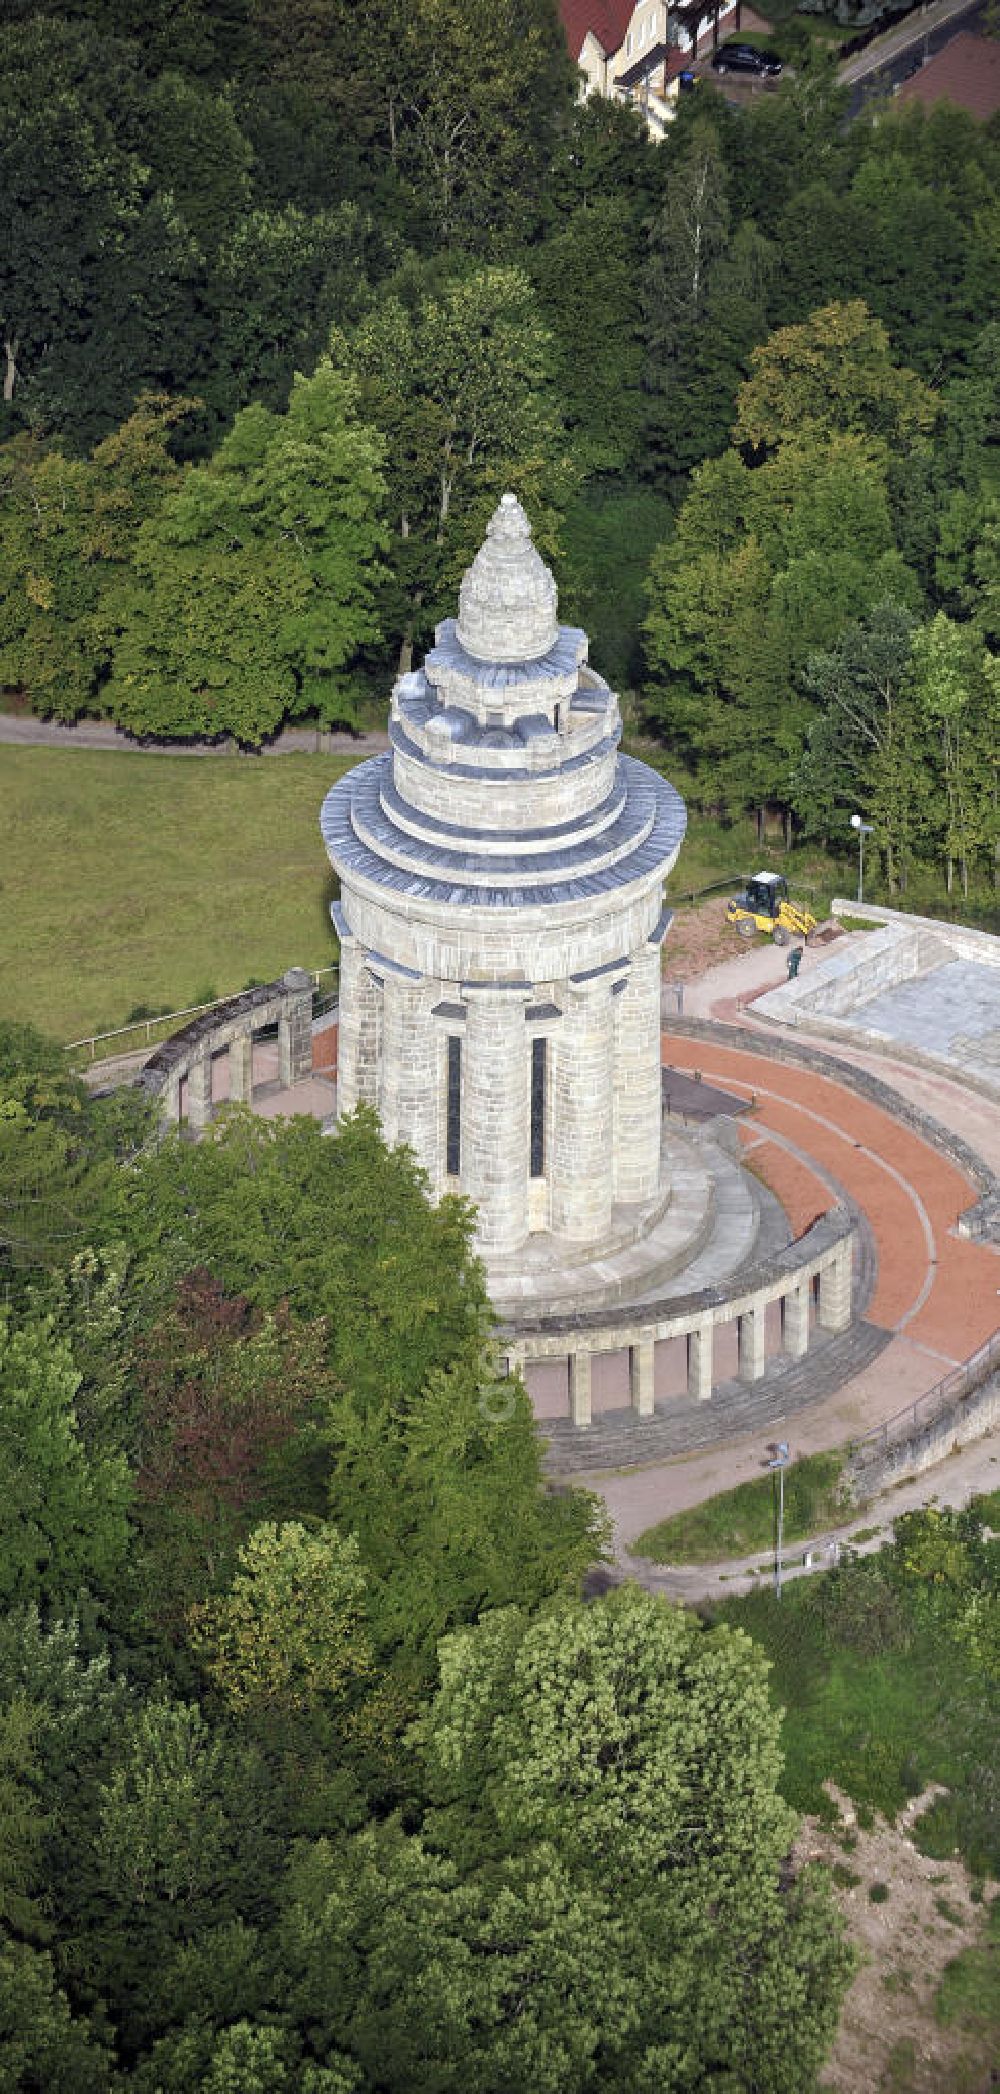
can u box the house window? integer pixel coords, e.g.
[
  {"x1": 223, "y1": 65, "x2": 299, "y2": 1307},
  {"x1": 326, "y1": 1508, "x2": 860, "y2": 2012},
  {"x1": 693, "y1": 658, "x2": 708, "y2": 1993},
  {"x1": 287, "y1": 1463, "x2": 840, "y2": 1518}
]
[
  {"x1": 530, "y1": 1037, "x2": 547, "y2": 1179},
  {"x1": 447, "y1": 1036, "x2": 462, "y2": 1175}
]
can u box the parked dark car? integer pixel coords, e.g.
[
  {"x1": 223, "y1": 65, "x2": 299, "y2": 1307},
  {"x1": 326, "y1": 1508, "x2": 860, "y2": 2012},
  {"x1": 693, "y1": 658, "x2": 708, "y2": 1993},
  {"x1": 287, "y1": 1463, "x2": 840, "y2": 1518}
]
[{"x1": 710, "y1": 41, "x2": 782, "y2": 75}]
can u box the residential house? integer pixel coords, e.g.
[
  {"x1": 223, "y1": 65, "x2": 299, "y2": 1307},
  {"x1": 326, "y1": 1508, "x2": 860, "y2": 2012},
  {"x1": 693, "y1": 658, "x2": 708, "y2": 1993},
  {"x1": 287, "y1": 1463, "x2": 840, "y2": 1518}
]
[{"x1": 559, "y1": 0, "x2": 749, "y2": 134}]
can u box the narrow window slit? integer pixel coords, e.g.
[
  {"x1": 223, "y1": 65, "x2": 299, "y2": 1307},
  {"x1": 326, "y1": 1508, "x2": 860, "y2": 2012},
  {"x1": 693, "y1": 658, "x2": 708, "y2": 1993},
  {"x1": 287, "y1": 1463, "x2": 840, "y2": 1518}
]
[
  {"x1": 446, "y1": 1036, "x2": 462, "y2": 1176},
  {"x1": 530, "y1": 1037, "x2": 546, "y2": 1178}
]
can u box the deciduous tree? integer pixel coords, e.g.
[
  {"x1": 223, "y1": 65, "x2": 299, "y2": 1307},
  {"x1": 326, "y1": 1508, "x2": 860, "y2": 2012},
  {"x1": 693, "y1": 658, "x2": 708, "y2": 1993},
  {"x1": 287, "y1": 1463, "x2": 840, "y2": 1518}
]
[{"x1": 107, "y1": 364, "x2": 386, "y2": 742}]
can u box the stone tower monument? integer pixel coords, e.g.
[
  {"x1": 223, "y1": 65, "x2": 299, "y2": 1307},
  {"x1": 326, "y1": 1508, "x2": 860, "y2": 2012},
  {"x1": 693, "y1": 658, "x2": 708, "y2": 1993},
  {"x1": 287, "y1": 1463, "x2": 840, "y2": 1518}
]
[{"x1": 320, "y1": 494, "x2": 686, "y2": 1268}]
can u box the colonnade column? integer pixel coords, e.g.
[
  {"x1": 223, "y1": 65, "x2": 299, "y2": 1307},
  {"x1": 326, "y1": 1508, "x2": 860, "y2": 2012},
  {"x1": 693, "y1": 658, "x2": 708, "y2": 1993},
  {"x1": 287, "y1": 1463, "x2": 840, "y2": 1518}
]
[
  {"x1": 687, "y1": 1322, "x2": 713, "y2": 1400},
  {"x1": 379, "y1": 968, "x2": 437, "y2": 1183},
  {"x1": 738, "y1": 1305, "x2": 766, "y2": 1383},
  {"x1": 550, "y1": 978, "x2": 615, "y2": 1242},
  {"x1": 229, "y1": 1031, "x2": 253, "y2": 1106},
  {"x1": 461, "y1": 984, "x2": 532, "y2": 1252},
  {"x1": 568, "y1": 1349, "x2": 592, "y2": 1429},
  {"x1": 613, "y1": 942, "x2": 663, "y2": 1204},
  {"x1": 783, "y1": 1280, "x2": 810, "y2": 1359},
  {"x1": 187, "y1": 1051, "x2": 213, "y2": 1131},
  {"x1": 336, "y1": 936, "x2": 381, "y2": 1119},
  {"x1": 629, "y1": 1336, "x2": 655, "y2": 1418},
  {"x1": 818, "y1": 1241, "x2": 852, "y2": 1333},
  {"x1": 278, "y1": 968, "x2": 314, "y2": 1089}
]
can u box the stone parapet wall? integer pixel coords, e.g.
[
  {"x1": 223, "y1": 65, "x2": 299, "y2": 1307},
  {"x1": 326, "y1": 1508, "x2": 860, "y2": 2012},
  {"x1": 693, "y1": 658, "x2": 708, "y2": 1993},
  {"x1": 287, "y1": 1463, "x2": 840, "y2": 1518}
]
[
  {"x1": 755, "y1": 903, "x2": 1000, "y2": 1106},
  {"x1": 140, "y1": 969, "x2": 315, "y2": 1129},
  {"x1": 848, "y1": 1373, "x2": 1000, "y2": 1501},
  {"x1": 830, "y1": 900, "x2": 1000, "y2": 968}
]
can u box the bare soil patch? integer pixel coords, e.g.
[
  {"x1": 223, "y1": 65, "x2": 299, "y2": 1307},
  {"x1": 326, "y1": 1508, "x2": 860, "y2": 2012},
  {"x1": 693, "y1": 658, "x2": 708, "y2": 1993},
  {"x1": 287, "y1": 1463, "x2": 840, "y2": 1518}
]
[
  {"x1": 796, "y1": 1783, "x2": 999, "y2": 2093},
  {"x1": 661, "y1": 896, "x2": 746, "y2": 983}
]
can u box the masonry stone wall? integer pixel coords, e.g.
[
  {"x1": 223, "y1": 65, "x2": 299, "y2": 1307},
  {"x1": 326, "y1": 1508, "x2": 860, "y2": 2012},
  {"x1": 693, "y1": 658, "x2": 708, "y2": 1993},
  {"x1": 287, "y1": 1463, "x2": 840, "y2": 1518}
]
[{"x1": 848, "y1": 1373, "x2": 1000, "y2": 1501}]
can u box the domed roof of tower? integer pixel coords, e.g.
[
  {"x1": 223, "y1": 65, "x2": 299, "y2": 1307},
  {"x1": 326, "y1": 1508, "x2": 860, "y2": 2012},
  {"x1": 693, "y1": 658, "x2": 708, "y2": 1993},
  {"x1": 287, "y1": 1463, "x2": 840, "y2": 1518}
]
[{"x1": 455, "y1": 493, "x2": 559, "y2": 665}]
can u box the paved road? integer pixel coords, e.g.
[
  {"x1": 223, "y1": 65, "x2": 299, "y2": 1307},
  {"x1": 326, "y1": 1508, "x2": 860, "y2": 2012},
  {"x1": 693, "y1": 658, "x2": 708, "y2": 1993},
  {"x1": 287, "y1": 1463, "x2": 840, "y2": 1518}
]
[
  {"x1": 839, "y1": 0, "x2": 985, "y2": 107},
  {"x1": 0, "y1": 712, "x2": 387, "y2": 757}
]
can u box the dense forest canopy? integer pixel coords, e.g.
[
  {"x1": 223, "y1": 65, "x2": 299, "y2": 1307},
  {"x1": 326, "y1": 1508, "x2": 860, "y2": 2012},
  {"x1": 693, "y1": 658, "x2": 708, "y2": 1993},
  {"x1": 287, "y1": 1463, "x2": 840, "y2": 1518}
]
[
  {"x1": 2, "y1": 6, "x2": 999, "y2": 2078},
  {"x1": 3, "y1": 2, "x2": 999, "y2": 896},
  {"x1": 1, "y1": 1, "x2": 998, "y2": 900},
  {"x1": 0, "y1": 1018, "x2": 855, "y2": 2086}
]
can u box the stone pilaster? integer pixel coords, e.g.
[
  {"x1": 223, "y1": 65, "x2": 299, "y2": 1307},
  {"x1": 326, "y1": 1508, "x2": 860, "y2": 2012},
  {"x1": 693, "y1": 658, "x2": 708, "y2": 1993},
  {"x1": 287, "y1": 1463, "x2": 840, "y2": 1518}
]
[
  {"x1": 613, "y1": 943, "x2": 662, "y2": 1204},
  {"x1": 336, "y1": 938, "x2": 381, "y2": 1118},
  {"x1": 379, "y1": 970, "x2": 437, "y2": 1181},
  {"x1": 550, "y1": 978, "x2": 615, "y2": 1242},
  {"x1": 462, "y1": 985, "x2": 532, "y2": 1252}
]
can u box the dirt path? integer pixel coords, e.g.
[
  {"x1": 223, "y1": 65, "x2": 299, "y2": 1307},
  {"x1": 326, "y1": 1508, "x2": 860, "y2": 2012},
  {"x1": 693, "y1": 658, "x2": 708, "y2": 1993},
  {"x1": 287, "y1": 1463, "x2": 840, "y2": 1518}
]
[
  {"x1": 800, "y1": 1785, "x2": 999, "y2": 2094},
  {"x1": 607, "y1": 1429, "x2": 1000, "y2": 1604}
]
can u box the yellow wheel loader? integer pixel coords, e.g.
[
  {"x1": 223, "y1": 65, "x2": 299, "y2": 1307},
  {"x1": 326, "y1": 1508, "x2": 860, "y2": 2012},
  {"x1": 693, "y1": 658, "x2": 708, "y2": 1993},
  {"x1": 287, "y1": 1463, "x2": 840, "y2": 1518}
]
[{"x1": 726, "y1": 871, "x2": 817, "y2": 947}]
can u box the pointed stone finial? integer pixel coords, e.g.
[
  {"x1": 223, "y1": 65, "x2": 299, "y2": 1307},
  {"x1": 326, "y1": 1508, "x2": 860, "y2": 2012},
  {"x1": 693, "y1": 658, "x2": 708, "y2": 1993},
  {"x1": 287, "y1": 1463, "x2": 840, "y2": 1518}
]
[{"x1": 455, "y1": 493, "x2": 559, "y2": 664}]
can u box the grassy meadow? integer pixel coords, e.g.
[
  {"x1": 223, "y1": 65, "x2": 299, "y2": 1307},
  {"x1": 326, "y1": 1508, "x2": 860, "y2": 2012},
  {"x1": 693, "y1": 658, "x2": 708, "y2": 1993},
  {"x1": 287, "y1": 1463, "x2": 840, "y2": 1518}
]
[
  {"x1": 1, "y1": 736, "x2": 991, "y2": 1046},
  {"x1": 0, "y1": 748, "x2": 356, "y2": 1041},
  {"x1": 634, "y1": 1450, "x2": 851, "y2": 1564}
]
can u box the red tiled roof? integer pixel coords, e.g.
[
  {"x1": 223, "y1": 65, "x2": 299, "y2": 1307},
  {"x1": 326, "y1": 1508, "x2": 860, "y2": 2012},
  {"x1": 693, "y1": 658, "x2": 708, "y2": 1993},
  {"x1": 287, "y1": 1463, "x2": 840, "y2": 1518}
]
[
  {"x1": 895, "y1": 31, "x2": 1000, "y2": 122},
  {"x1": 558, "y1": 0, "x2": 637, "y2": 62}
]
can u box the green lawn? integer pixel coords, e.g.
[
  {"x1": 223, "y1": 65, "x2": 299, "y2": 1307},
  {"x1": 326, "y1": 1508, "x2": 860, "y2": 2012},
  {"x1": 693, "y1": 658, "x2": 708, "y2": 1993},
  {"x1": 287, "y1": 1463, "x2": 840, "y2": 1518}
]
[
  {"x1": 634, "y1": 1451, "x2": 850, "y2": 1564},
  {"x1": 0, "y1": 748, "x2": 356, "y2": 1040}
]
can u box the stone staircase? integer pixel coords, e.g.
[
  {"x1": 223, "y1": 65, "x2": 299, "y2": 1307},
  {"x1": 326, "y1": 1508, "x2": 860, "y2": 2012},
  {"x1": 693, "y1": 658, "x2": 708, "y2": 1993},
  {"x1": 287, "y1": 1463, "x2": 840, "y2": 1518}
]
[
  {"x1": 491, "y1": 1117, "x2": 780, "y2": 1322},
  {"x1": 540, "y1": 1317, "x2": 892, "y2": 1478}
]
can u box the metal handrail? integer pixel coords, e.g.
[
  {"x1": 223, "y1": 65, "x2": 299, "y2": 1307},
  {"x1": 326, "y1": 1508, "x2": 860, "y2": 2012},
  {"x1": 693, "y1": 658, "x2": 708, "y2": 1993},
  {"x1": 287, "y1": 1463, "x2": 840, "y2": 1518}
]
[
  {"x1": 65, "y1": 963, "x2": 341, "y2": 1062},
  {"x1": 849, "y1": 1327, "x2": 1000, "y2": 1463}
]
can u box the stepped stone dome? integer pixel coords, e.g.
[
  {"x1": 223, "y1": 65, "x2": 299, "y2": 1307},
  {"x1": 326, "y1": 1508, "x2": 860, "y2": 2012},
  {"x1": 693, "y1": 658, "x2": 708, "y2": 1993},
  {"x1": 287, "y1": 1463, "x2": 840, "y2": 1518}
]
[{"x1": 456, "y1": 493, "x2": 559, "y2": 664}]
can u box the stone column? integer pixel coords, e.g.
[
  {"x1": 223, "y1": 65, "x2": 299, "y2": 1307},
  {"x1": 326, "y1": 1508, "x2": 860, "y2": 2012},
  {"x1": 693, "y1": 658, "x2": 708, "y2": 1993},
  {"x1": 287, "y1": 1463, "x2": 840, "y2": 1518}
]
[
  {"x1": 462, "y1": 985, "x2": 532, "y2": 1253},
  {"x1": 687, "y1": 1322, "x2": 713, "y2": 1401},
  {"x1": 613, "y1": 943, "x2": 662, "y2": 1205},
  {"x1": 229, "y1": 1030, "x2": 253, "y2": 1106},
  {"x1": 336, "y1": 939, "x2": 381, "y2": 1117},
  {"x1": 629, "y1": 1336, "x2": 655, "y2": 1418},
  {"x1": 783, "y1": 1280, "x2": 810, "y2": 1359},
  {"x1": 187, "y1": 1051, "x2": 213, "y2": 1131},
  {"x1": 162, "y1": 1073, "x2": 181, "y2": 1124},
  {"x1": 278, "y1": 968, "x2": 314, "y2": 1089},
  {"x1": 550, "y1": 978, "x2": 615, "y2": 1242},
  {"x1": 379, "y1": 971, "x2": 437, "y2": 1181},
  {"x1": 818, "y1": 1241, "x2": 852, "y2": 1333},
  {"x1": 568, "y1": 1349, "x2": 592, "y2": 1429},
  {"x1": 738, "y1": 1305, "x2": 766, "y2": 1383}
]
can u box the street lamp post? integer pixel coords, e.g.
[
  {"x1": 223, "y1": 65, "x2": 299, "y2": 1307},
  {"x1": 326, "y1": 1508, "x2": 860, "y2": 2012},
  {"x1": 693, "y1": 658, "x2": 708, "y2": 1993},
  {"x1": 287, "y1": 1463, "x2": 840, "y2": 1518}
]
[
  {"x1": 766, "y1": 1441, "x2": 790, "y2": 1599},
  {"x1": 850, "y1": 814, "x2": 874, "y2": 904}
]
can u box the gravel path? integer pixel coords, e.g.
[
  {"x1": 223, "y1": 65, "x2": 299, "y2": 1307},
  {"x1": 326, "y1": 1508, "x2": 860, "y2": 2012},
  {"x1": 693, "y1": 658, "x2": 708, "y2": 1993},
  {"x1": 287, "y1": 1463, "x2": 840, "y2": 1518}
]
[
  {"x1": 599, "y1": 1428, "x2": 1000, "y2": 1605},
  {"x1": 0, "y1": 712, "x2": 387, "y2": 757}
]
